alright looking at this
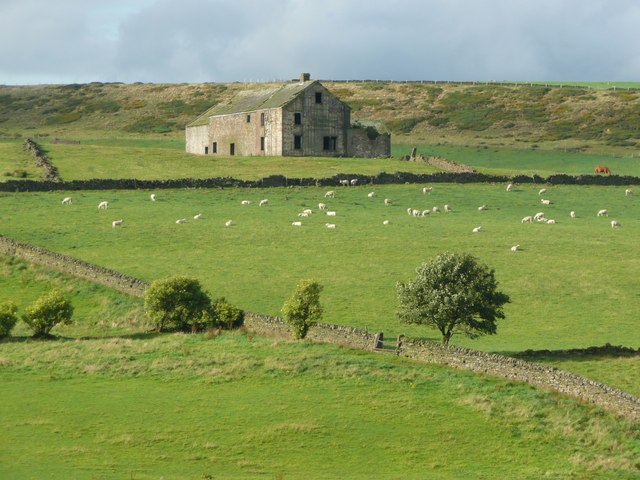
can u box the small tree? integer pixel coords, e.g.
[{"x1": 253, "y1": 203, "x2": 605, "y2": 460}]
[
  {"x1": 22, "y1": 290, "x2": 74, "y2": 337},
  {"x1": 144, "y1": 276, "x2": 212, "y2": 331},
  {"x1": 213, "y1": 297, "x2": 244, "y2": 330},
  {"x1": 282, "y1": 279, "x2": 323, "y2": 339},
  {"x1": 0, "y1": 301, "x2": 18, "y2": 338},
  {"x1": 397, "y1": 252, "x2": 510, "y2": 345}
]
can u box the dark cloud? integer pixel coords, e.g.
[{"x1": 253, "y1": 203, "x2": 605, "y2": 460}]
[{"x1": 1, "y1": 0, "x2": 639, "y2": 84}]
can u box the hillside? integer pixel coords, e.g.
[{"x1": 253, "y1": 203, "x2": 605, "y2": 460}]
[{"x1": 1, "y1": 81, "x2": 639, "y2": 156}]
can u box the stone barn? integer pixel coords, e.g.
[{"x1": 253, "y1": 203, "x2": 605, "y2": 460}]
[{"x1": 185, "y1": 74, "x2": 390, "y2": 158}]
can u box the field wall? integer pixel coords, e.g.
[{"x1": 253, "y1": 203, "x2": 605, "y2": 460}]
[{"x1": 3, "y1": 171, "x2": 640, "y2": 193}]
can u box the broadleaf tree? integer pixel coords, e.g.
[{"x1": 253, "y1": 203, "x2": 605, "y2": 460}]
[
  {"x1": 282, "y1": 279, "x2": 323, "y2": 339},
  {"x1": 396, "y1": 252, "x2": 510, "y2": 345},
  {"x1": 22, "y1": 290, "x2": 74, "y2": 337}
]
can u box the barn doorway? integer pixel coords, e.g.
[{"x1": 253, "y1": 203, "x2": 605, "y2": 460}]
[{"x1": 230, "y1": 143, "x2": 235, "y2": 156}]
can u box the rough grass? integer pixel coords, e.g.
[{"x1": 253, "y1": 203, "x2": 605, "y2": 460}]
[{"x1": 1, "y1": 332, "x2": 639, "y2": 479}]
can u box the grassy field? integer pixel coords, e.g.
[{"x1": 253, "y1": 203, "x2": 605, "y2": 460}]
[{"x1": 2, "y1": 330, "x2": 640, "y2": 479}]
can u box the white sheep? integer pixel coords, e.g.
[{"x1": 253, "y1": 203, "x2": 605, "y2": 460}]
[
  {"x1": 350, "y1": 179, "x2": 358, "y2": 186},
  {"x1": 176, "y1": 218, "x2": 187, "y2": 224},
  {"x1": 194, "y1": 213, "x2": 203, "y2": 220},
  {"x1": 597, "y1": 209, "x2": 608, "y2": 217},
  {"x1": 611, "y1": 220, "x2": 622, "y2": 228},
  {"x1": 241, "y1": 200, "x2": 251, "y2": 205},
  {"x1": 422, "y1": 187, "x2": 432, "y2": 194},
  {"x1": 538, "y1": 188, "x2": 547, "y2": 195},
  {"x1": 291, "y1": 221, "x2": 302, "y2": 227},
  {"x1": 62, "y1": 197, "x2": 72, "y2": 205},
  {"x1": 326, "y1": 211, "x2": 337, "y2": 216},
  {"x1": 625, "y1": 189, "x2": 633, "y2": 196},
  {"x1": 150, "y1": 194, "x2": 156, "y2": 202},
  {"x1": 367, "y1": 191, "x2": 375, "y2": 198},
  {"x1": 432, "y1": 206, "x2": 441, "y2": 213},
  {"x1": 534, "y1": 212, "x2": 545, "y2": 221},
  {"x1": 98, "y1": 201, "x2": 109, "y2": 209},
  {"x1": 421, "y1": 210, "x2": 431, "y2": 217},
  {"x1": 570, "y1": 211, "x2": 576, "y2": 218},
  {"x1": 298, "y1": 212, "x2": 309, "y2": 217},
  {"x1": 112, "y1": 219, "x2": 123, "y2": 228},
  {"x1": 318, "y1": 202, "x2": 327, "y2": 210},
  {"x1": 511, "y1": 245, "x2": 521, "y2": 252},
  {"x1": 546, "y1": 219, "x2": 556, "y2": 224},
  {"x1": 225, "y1": 219, "x2": 233, "y2": 227},
  {"x1": 383, "y1": 220, "x2": 391, "y2": 225},
  {"x1": 325, "y1": 190, "x2": 335, "y2": 198},
  {"x1": 411, "y1": 209, "x2": 421, "y2": 217},
  {"x1": 325, "y1": 223, "x2": 336, "y2": 229},
  {"x1": 406, "y1": 207, "x2": 413, "y2": 216},
  {"x1": 541, "y1": 199, "x2": 551, "y2": 205},
  {"x1": 506, "y1": 183, "x2": 513, "y2": 192},
  {"x1": 339, "y1": 179, "x2": 349, "y2": 186},
  {"x1": 384, "y1": 198, "x2": 392, "y2": 206},
  {"x1": 478, "y1": 205, "x2": 487, "y2": 211},
  {"x1": 521, "y1": 215, "x2": 533, "y2": 223},
  {"x1": 444, "y1": 204, "x2": 452, "y2": 213},
  {"x1": 302, "y1": 209, "x2": 313, "y2": 215},
  {"x1": 472, "y1": 226, "x2": 482, "y2": 233},
  {"x1": 259, "y1": 199, "x2": 269, "y2": 206}
]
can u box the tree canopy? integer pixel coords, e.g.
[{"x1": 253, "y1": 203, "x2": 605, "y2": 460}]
[
  {"x1": 144, "y1": 276, "x2": 212, "y2": 331},
  {"x1": 282, "y1": 279, "x2": 323, "y2": 339}
]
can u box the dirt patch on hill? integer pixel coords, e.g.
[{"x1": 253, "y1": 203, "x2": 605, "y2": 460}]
[{"x1": 402, "y1": 151, "x2": 476, "y2": 173}]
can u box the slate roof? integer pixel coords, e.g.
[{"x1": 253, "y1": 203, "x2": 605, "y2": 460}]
[{"x1": 187, "y1": 80, "x2": 317, "y2": 127}]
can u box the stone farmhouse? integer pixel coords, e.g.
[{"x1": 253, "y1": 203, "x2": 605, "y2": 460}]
[{"x1": 185, "y1": 74, "x2": 390, "y2": 158}]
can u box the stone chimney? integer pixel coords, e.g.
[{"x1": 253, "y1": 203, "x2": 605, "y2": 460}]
[{"x1": 300, "y1": 72, "x2": 311, "y2": 83}]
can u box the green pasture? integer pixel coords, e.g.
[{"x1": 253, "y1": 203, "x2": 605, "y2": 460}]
[
  {"x1": 2, "y1": 332, "x2": 639, "y2": 479},
  {"x1": 0, "y1": 139, "x2": 41, "y2": 179}
]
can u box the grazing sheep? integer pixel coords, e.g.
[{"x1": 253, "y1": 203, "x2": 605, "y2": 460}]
[
  {"x1": 432, "y1": 206, "x2": 440, "y2": 213},
  {"x1": 225, "y1": 219, "x2": 233, "y2": 227},
  {"x1": 383, "y1": 220, "x2": 391, "y2": 225},
  {"x1": 570, "y1": 211, "x2": 576, "y2": 218},
  {"x1": 302, "y1": 209, "x2": 313, "y2": 215},
  {"x1": 597, "y1": 209, "x2": 608, "y2": 217},
  {"x1": 318, "y1": 202, "x2": 327, "y2": 210},
  {"x1": 422, "y1": 187, "x2": 432, "y2": 194},
  {"x1": 176, "y1": 218, "x2": 187, "y2": 224},
  {"x1": 421, "y1": 210, "x2": 431, "y2": 217},
  {"x1": 406, "y1": 207, "x2": 413, "y2": 216},
  {"x1": 534, "y1": 212, "x2": 545, "y2": 221},
  {"x1": 384, "y1": 198, "x2": 392, "y2": 206},
  {"x1": 298, "y1": 212, "x2": 309, "y2": 217},
  {"x1": 625, "y1": 189, "x2": 633, "y2": 196},
  {"x1": 259, "y1": 199, "x2": 269, "y2": 206},
  {"x1": 521, "y1": 215, "x2": 533, "y2": 223},
  {"x1": 98, "y1": 201, "x2": 109, "y2": 209},
  {"x1": 541, "y1": 199, "x2": 551, "y2": 205},
  {"x1": 62, "y1": 197, "x2": 72, "y2": 205},
  {"x1": 546, "y1": 219, "x2": 556, "y2": 224},
  {"x1": 112, "y1": 219, "x2": 124, "y2": 228},
  {"x1": 326, "y1": 211, "x2": 337, "y2": 216},
  {"x1": 291, "y1": 221, "x2": 302, "y2": 227},
  {"x1": 444, "y1": 204, "x2": 452, "y2": 213},
  {"x1": 150, "y1": 194, "x2": 156, "y2": 202},
  {"x1": 506, "y1": 183, "x2": 513, "y2": 191},
  {"x1": 511, "y1": 245, "x2": 521, "y2": 252},
  {"x1": 538, "y1": 188, "x2": 547, "y2": 195},
  {"x1": 325, "y1": 190, "x2": 335, "y2": 198},
  {"x1": 478, "y1": 205, "x2": 487, "y2": 211},
  {"x1": 472, "y1": 226, "x2": 482, "y2": 233},
  {"x1": 241, "y1": 200, "x2": 251, "y2": 205},
  {"x1": 339, "y1": 179, "x2": 349, "y2": 186},
  {"x1": 367, "y1": 192, "x2": 375, "y2": 198},
  {"x1": 350, "y1": 179, "x2": 358, "y2": 186},
  {"x1": 611, "y1": 220, "x2": 622, "y2": 228},
  {"x1": 409, "y1": 209, "x2": 420, "y2": 217},
  {"x1": 193, "y1": 213, "x2": 203, "y2": 220},
  {"x1": 325, "y1": 223, "x2": 336, "y2": 229}
]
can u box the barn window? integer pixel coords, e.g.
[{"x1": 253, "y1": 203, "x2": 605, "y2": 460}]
[
  {"x1": 294, "y1": 112, "x2": 302, "y2": 125},
  {"x1": 294, "y1": 135, "x2": 302, "y2": 150},
  {"x1": 230, "y1": 143, "x2": 235, "y2": 156},
  {"x1": 204, "y1": 146, "x2": 209, "y2": 154},
  {"x1": 246, "y1": 114, "x2": 251, "y2": 123},
  {"x1": 323, "y1": 136, "x2": 337, "y2": 151},
  {"x1": 315, "y1": 92, "x2": 322, "y2": 104},
  {"x1": 260, "y1": 137, "x2": 265, "y2": 151},
  {"x1": 212, "y1": 142, "x2": 217, "y2": 153},
  {"x1": 260, "y1": 112, "x2": 266, "y2": 126}
]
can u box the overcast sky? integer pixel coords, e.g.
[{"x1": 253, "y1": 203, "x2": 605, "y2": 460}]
[{"x1": 1, "y1": 0, "x2": 639, "y2": 85}]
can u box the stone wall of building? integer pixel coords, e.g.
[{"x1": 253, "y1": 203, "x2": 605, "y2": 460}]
[
  {"x1": 185, "y1": 124, "x2": 210, "y2": 155},
  {"x1": 347, "y1": 128, "x2": 391, "y2": 158}
]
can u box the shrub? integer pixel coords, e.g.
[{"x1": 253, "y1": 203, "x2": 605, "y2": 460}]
[
  {"x1": 213, "y1": 297, "x2": 244, "y2": 329},
  {"x1": 282, "y1": 279, "x2": 323, "y2": 340},
  {"x1": 0, "y1": 301, "x2": 18, "y2": 338},
  {"x1": 144, "y1": 276, "x2": 212, "y2": 332},
  {"x1": 22, "y1": 290, "x2": 74, "y2": 337}
]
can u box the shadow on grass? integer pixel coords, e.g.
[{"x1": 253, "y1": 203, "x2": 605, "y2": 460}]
[
  {"x1": 0, "y1": 330, "x2": 165, "y2": 343},
  {"x1": 504, "y1": 343, "x2": 640, "y2": 362}
]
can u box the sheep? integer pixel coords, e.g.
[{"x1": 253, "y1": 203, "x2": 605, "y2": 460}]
[
  {"x1": 422, "y1": 187, "x2": 432, "y2": 194},
  {"x1": 384, "y1": 198, "x2": 392, "y2": 206},
  {"x1": 62, "y1": 197, "x2": 72, "y2": 205},
  {"x1": 546, "y1": 219, "x2": 556, "y2": 225},
  {"x1": 625, "y1": 189, "x2": 633, "y2": 196},
  {"x1": 291, "y1": 221, "x2": 302, "y2": 227},
  {"x1": 350, "y1": 179, "x2": 358, "y2": 186},
  {"x1": 444, "y1": 204, "x2": 452, "y2": 213},
  {"x1": 478, "y1": 205, "x2": 487, "y2": 211},
  {"x1": 302, "y1": 209, "x2": 313, "y2": 215},
  {"x1": 318, "y1": 202, "x2": 327, "y2": 210},
  {"x1": 298, "y1": 212, "x2": 309, "y2": 217},
  {"x1": 112, "y1": 219, "x2": 123, "y2": 228},
  {"x1": 339, "y1": 179, "x2": 349, "y2": 186},
  {"x1": 98, "y1": 201, "x2": 109, "y2": 209},
  {"x1": 511, "y1": 245, "x2": 521, "y2": 252},
  {"x1": 597, "y1": 209, "x2": 608, "y2": 217},
  {"x1": 611, "y1": 220, "x2": 622, "y2": 228},
  {"x1": 325, "y1": 223, "x2": 336, "y2": 229},
  {"x1": 432, "y1": 206, "x2": 441, "y2": 213},
  {"x1": 193, "y1": 213, "x2": 203, "y2": 220},
  {"x1": 421, "y1": 210, "x2": 431, "y2": 217},
  {"x1": 241, "y1": 200, "x2": 251, "y2": 205},
  {"x1": 150, "y1": 194, "x2": 156, "y2": 202},
  {"x1": 176, "y1": 218, "x2": 187, "y2": 224},
  {"x1": 406, "y1": 207, "x2": 413, "y2": 216},
  {"x1": 325, "y1": 190, "x2": 335, "y2": 198},
  {"x1": 538, "y1": 188, "x2": 547, "y2": 195},
  {"x1": 472, "y1": 226, "x2": 482, "y2": 233},
  {"x1": 521, "y1": 215, "x2": 533, "y2": 223},
  {"x1": 534, "y1": 212, "x2": 545, "y2": 221},
  {"x1": 225, "y1": 219, "x2": 233, "y2": 227},
  {"x1": 367, "y1": 191, "x2": 375, "y2": 198},
  {"x1": 326, "y1": 211, "x2": 337, "y2": 216},
  {"x1": 506, "y1": 183, "x2": 513, "y2": 191},
  {"x1": 541, "y1": 199, "x2": 551, "y2": 205},
  {"x1": 569, "y1": 211, "x2": 576, "y2": 218},
  {"x1": 259, "y1": 199, "x2": 269, "y2": 206},
  {"x1": 382, "y1": 220, "x2": 391, "y2": 225}
]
